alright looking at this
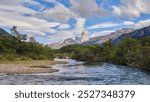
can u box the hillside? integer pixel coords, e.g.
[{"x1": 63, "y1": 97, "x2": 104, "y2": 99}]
[
  {"x1": 49, "y1": 38, "x2": 78, "y2": 49},
  {"x1": 82, "y1": 28, "x2": 134, "y2": 45},
  {"x1": 49, "y1": 31, "x2": 89, "y2": 49},
  {"x1": 113, "y1": 25, "x2": 150, "y2": 44},
  {"x1": 0, "y1": 28, "x2": 54, "y2": 61},
  {"x1": 82, "y1": 25, "x2": 150, "y2": 45},
  {"x1": 0, "y1": 28, "x2": 12, "y2": 37}
]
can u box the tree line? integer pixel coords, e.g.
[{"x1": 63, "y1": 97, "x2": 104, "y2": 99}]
[
  {"x1": 55, "y1": 36, "x2": 150, "y2": 70},
  {"x1": 0, "y1": 34, "x2": 54, "y2": 61}
]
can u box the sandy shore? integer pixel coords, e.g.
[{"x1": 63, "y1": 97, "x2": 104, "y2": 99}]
[{"x1": 0, "y1": 64, "x2": 59, "y2": 74}]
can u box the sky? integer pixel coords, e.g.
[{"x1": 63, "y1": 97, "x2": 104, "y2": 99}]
[{"x1": 0, "y1": 0, "x2": 150, "y2": 44}]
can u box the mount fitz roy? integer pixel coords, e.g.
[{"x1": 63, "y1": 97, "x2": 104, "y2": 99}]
[
  {"x1": 48, "y1": 31, "x2": 89, "y2": 49},
  {"x1": 49, "y1": 25, "x2": 150, "y2": 49}
]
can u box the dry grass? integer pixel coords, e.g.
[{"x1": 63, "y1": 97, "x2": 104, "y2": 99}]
[
  {"x1": 0, "y1": 60, "x2": 67, "y2": 74},
  {"x1": 0, "y1": 60, "x2": 67, "y2": 65},
  {"x1": 0, "y1": 64, "x2": 59, "y2": 74}
]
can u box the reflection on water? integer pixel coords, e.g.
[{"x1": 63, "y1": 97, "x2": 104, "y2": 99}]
[{"x1": 0, "y1": 59, "x2": 150, "y2": 85}]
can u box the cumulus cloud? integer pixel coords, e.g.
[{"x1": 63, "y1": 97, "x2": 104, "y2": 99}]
[
  {"x1": 0, "y1": 3, "x2": 36, "y2": 15},
  {"x1": 36, "y1": 3, "x2": 76, "y2": 22},
  {"x1": 39, "y1": 0, "x2": 107, "y2": 22},
  {"x1": 70, "y1": 0, "x2": 107, "y2": 18},
  {"x1": 0, "y1": 10, "x2": 60, "y2": 34},
  {"x1": 0, "y1": 0, "x2": 61, "y2": 36},
  {"x1": 1, "y1": 0, "x2": 149, "y2": 44},
  {"x1": 113, "y1": 0, "x2": 150, "y2": 18},
  {"x1": 75, "y1": 18, "x2": 86, "y2": 34}
]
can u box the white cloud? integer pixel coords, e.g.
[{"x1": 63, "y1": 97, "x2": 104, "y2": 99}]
[
  {"x1": 0, "y1": 4, "x2": 36, "y2": 15},
  {"x1": 40, "y1": 0, "x2": 107, "y2": 22},
  {"x1": 0, "y1": 10, "x2": 60, "y2": 34},
  {"x1": 75, "y1": 18, "x2": 86, "y2": 34},
  {"x1": 57, "y1": 24, "x2": 70, "y2": 30},
  {"x1": 113, "y1": 0, "x2": 150, "y2": 18},
  {"x1": 133, "y1": 19, "x2": 150, "y2": 29},
  {"x1": 123, "y1": 21, "x2": 135, "y2": 26},
  {"x1": 90, "y1": 30, "x2": 115, "y2": 38},
  {"x1": 0, "y1": 0, "x2": 61, "y2": 36},
  {"x1": 0, "y1": 0, "x2": 27, "y2": 5},
  {"x1": 25, "y1": 0, "x2": 44, "y2": 11},
  {"x1": 86, "y1": 22, "x2": 120, "y2": 30},
  {"x1": 37, "y1": 3, "x2": 76, "y2": 22},
  {"x1": 48, "y1": 30, "x2": 74, "y2": 43},
  {"x1": 48, "y1": 17, "x2": 87, "y2": 42},
  {"x1": 86, "y1": 21, "x2": 135, "y2": 30},
  {"x1": 70, "y1": 0, "x2": 107, "y2": 18}
]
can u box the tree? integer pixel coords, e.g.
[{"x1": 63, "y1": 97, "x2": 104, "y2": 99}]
[
  {"x1": 103, "y1": 38, "x2": 115, "y2": 62},
  {"x1": 20, "y1": 35, "x2": 27, "y2": 42},
  {"x1": 10, "y1": 26, "x2": 19, "y2": 36},
  {"x1": 10, "y1": 26, "x2": 27, "y2": 41}
]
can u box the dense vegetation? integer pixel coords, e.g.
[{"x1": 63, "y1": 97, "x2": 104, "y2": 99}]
[
  {"x1": 1, "y1": 27, "x2": 150, "y2": 70},
  {"x1": 55, "y1": 36, "x2": 150, "y2": 70},
  {"x1": 0, "y1": 35, "x2": 54, "y2": 61}
]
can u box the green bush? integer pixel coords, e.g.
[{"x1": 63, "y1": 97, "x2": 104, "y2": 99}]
[{"x1": 0, "y1": 35, "x2": 54, "y2": 61}]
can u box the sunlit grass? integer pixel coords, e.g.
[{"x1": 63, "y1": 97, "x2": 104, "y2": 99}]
[{"x1": 0, "y1": 60, "x2": 67, "y2": 66}]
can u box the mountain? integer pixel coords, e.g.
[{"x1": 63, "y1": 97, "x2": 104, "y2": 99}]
[
  {"x1": 49, "y1": 31, "x2": 89, "y2": 49},
  {"x1": 82, "y1": 25, "x2": 150, "y2": 45},
  {"x1": 61, "y1": 38, "x2": 78, "y2": 45},
  {"x1": 49, "y1": 25, "x2": 150, "y2": 49},
  {"x1": 112, "y1": 25, "x2": 150, "y2": 44},
  {"x1": 82, "y1": 28, "x2": 134, "y2": 45},
  {"x1": 0, "y1": 28, "x2": 12, "y2": 37},
  {"x1": 49, "y1": 38, "x2": 78, "y2": 49}
]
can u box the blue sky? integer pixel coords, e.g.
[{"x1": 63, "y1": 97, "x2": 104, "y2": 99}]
[{"x1": 0, "y1": 0, "x2": 150, "y2": 44}]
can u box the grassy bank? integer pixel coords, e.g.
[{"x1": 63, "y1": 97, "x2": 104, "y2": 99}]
[
  {"x1": 0, "y1": 60, "x2": 67, "y2": 74},
  {"x1": 0, "y1": 32, "x2": 68, "y2": 74},
  {"x1": 0, "y1": 60, "x2": 67, "y2": 65}
]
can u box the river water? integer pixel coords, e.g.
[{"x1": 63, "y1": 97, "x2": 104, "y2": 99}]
[{"x1": 0, "y1": 59, "x2": 150, "y2": 85}]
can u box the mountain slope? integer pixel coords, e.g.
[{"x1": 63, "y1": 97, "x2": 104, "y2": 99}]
[
  {"x1": 113, "y1": 25, "x2": 150, "y2": 44},
  {"x1": 49, "y1": 38, "x2": 78, "y2": 49},
  {"x1": 0, "y1": 28, "x2": 12, "y2": 37},
  {"x1": 82, "y1": 28, "x2": 134, "y2": 45}
]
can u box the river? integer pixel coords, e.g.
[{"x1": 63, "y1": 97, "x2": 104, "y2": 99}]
[{"x1": 0, "y1": 59, "x2": 150, "y2": 85}]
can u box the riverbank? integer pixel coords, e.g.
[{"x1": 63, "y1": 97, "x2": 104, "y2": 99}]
[
  {"x1": 0, "y1": 60, "x2": 67, "y2": 74},
  {"x1": 0, "y1": 59, "x2": 150, "y2": 85}
]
